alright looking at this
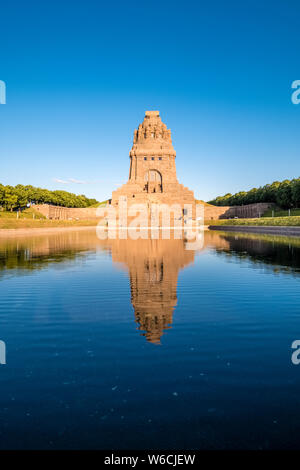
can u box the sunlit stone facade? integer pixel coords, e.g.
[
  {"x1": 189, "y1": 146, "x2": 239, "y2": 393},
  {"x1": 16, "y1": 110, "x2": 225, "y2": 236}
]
[{"x1": 111, "y1": 111, "x2": 195, "y2": 208}]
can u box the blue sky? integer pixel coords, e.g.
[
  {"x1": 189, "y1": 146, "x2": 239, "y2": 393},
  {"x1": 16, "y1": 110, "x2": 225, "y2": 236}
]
[{"x1": 0, "y1": 0, "x2": 299, "y2": 202}]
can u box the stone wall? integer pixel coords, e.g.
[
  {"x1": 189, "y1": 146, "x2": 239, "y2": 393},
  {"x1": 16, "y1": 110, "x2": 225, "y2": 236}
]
[
  {"x1": 204, "y1": 202, "x2": 273, "y2": 220},
  {"x1": 34, "y1": 204, "x2": 100, "y2": 220},
  {"x1": 34, "y1": 202, "x2": 273, "y2": 222}
]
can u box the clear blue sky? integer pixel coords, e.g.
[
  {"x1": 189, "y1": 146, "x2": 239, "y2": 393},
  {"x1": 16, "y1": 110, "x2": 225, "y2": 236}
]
[{"x1": 1, "y1": 0, "x2": 299, "y2": 202}]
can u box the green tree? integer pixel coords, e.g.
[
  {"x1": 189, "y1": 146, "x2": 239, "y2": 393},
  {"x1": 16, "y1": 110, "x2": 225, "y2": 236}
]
[
  {"x1": 208, "y1": 178, "x2": 300, "y2": 209},
  {"x1": 3, "y1": 187, "x2": 18, "y2": 211}
]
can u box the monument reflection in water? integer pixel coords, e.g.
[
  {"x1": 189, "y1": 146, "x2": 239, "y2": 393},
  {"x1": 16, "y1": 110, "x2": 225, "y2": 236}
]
[{"x1": 111, "y1": 237, "x2": 195, "y2": 344}]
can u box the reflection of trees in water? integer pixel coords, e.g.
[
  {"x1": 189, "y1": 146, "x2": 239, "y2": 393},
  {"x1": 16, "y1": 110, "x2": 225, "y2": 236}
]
[
  {"x1": 0, "y1": 245, "x2": 85, "y2": 274},
  {"x1": 0, "y1": 231, "x2": 107, "y2": 275},
  {"x1": 217, "y1": 233, "x2": 300, "y2": 275}
]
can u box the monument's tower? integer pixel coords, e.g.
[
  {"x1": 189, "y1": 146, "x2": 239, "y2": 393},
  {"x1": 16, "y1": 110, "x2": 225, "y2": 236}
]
[{"x1": 111, "y1": 111, "x2": 195, "y2": 207}]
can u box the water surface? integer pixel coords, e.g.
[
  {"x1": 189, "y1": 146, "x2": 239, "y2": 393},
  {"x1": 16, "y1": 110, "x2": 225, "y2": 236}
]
[{"x1": 0, "y1": 229, "x2": 300, "y2": 449}]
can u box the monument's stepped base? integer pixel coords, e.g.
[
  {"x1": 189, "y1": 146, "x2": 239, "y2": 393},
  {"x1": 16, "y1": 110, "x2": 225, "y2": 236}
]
[{"x1": 112, "y1": 182, "x2": 195, "y2": 206}]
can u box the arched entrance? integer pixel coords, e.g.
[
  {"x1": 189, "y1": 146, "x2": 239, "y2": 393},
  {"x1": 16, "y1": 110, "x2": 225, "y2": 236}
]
[{"x1": 144, "y1": 170, "x2": 162, "y2": 193}]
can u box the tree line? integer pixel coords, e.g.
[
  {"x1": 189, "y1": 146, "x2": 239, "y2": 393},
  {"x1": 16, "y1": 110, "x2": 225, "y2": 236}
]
[
  {"x1": 0, "y1": 184, "x2": 98, "y2": 211},
  {"x1": 208, "y1": 178, "x2": 300, "y2": 209}
]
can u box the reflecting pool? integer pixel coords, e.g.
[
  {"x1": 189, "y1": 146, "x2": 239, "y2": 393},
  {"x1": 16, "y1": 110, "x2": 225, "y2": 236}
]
[{"x1": 0, "y1": 229, "x2": 300, "y2": 449}]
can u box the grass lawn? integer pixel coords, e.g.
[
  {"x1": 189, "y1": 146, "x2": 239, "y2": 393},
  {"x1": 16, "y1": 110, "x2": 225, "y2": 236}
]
[
  {"x1": 262, "y1": 207, "x2": 300, "y2": 217},
  {"x1": 0, "y1": 219, "x2": 99, "y2": 229},
  {"x1": 206, "y1": 216, "x2": 300, "y2": 226},
  {"x1": 196, "y1": 199, "x2": 214, "y2": 206},
  {"x1": 88, "y1": 200, "x2": 108, "y2": 208},
  {"x1": 0, "y1": 208, "x2": 98, "y2": 229},
  {"x1": 0, "y1": 207, "x2": 46, "y2": 220}
]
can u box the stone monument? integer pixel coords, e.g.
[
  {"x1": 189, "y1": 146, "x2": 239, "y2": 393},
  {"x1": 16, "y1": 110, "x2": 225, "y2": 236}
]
[{"x1": 111, "y1": 111, "x2": 195, "y2": 210}]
